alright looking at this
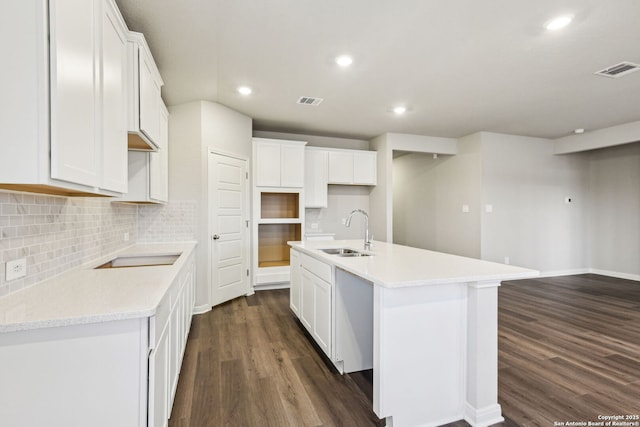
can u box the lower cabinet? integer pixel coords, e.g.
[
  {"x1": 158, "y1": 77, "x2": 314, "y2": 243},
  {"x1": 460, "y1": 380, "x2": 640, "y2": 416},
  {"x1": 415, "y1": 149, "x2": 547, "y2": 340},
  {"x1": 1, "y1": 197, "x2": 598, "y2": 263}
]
[
  {"x1": 289, "y1": 249, "x2": 301, "y2": 316},
  {"x1": 295, "y1": 251, "x2": 332, "y2": 358},
  {"x1": 149, "y1": 257, "x2": 196, "y2": 426},
  {"x1": 0, "y1": 253, "x2": 197, "y2": 427}
]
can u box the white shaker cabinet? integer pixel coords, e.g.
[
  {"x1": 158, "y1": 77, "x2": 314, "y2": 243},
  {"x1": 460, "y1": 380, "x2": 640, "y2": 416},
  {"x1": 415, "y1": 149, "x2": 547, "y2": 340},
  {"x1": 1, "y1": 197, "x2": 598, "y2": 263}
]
[
  {"x1": 0, "y1": 0, "x2": 128, "y2": 196},
  {"x1": 119, "y1": 103, "x2": 169, "y2": 204},
  {"x1": 254, "y1": 138, "x2": 306, "y2": 188},
  {"x1": 126, "y1": 32, "x2": 163, "y2": 151},
  {"x1": 304, "y1": 148, "x2": 328, "y2": 208},
  {"x1": 299, "y1": 253, "x2": 332, "y2": 357},
  {"x1": 290, "y1": 249, "x2": 302, "y2": 316},
  {"x1": 327, "y1": 149, "x2": 377, "y2": 185}
]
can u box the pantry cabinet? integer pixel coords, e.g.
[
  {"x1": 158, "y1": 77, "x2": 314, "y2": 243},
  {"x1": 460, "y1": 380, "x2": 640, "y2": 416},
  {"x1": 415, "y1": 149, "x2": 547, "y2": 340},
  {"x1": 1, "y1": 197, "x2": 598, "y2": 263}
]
[
  {"x1": 0, "y1": 0, "x2": 129, "y2": 196},
  {"x1": 254, "y1": 138, "x2": 306, "y2": 187},
  {"x1": 252, "y1": 139, "x2": 307, "y2": 289}
]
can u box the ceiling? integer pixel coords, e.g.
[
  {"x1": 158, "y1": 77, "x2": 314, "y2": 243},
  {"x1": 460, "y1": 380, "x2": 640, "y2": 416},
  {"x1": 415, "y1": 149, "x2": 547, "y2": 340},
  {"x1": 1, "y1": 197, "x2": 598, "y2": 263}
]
[{"x1": 115, "y1": 0, "x2": 640, "y2": 141}]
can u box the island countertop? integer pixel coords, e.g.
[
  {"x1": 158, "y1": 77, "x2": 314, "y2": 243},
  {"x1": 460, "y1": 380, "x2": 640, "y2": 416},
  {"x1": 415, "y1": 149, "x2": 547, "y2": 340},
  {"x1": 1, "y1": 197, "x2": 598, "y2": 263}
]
[
  {"x1": 0, "y1": 242, "x2": 197, "y2": 333},
  {"x1": 289, "y1": 239, "x2": 538, "y2": 288}
]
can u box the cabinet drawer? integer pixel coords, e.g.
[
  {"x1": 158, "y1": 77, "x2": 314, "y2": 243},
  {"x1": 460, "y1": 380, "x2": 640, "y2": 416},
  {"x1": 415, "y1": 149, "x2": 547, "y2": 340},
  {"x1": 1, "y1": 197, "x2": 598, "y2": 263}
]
[{"x1": 301, "y1": 253, "x2": 332, "y2": 283}]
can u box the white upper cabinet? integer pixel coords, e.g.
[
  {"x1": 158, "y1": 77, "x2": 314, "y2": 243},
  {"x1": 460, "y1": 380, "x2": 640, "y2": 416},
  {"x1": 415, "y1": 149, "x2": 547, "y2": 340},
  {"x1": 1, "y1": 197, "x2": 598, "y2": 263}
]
[
  {"x1": 0, "y1": 0, "x2": 128, "y2": 196},
  {"x1": 49, "y1": 0, "x2": 99, "y2": 188},
  {"x1": 254, "y1": 138, "x2": 306, "y2": 188},
  {"x1": 328, "y1": 149, "x2": 377, "y2": 185},
  {"x1": 304, "y1": 148, "x2": 328, "y2": 208},
  {"x1": 149, "y1": 104, "x2": 169, "y2": 202},
  {"x1": 120, "y1": 102, "x2": 169, "y2": 204},
  {"x1": 100, "y1": 0, "x2": 129, "y2": 193},
  {"x1": 126, "y1": 32, "x2": 163, "y2": 151}
]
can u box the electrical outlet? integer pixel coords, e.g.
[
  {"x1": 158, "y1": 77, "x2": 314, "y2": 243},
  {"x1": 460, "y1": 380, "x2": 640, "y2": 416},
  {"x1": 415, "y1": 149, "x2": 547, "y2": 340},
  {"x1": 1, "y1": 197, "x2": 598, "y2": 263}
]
[
  {"x1": 6, "y1": 258, "x2": 27, "y2": 281},
  {"x1": 504, "y1": 256, "x2": 510, "y2": 265},
  {"x1": 123, "y1": 232, "x2": 130, "y2": 242}
]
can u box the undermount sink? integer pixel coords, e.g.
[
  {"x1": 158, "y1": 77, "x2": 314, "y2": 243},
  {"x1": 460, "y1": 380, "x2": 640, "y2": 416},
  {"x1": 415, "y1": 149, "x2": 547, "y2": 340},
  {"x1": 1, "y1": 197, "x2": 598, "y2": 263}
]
[
  {"x1": 319, "y1": 248, "x2": 371, "y2": 257},
  {"x1": 95, "y1": 253, "x2": 181, "y2": 269}
]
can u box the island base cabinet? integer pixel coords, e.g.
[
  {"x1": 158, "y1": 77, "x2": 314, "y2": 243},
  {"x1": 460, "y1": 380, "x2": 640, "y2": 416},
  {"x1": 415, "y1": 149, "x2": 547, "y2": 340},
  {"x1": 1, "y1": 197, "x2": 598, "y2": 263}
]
[
  {"x1": 373, "y1": 284, "x2": 467, "y2": 427},
  {"x1": 289, "y1": 249, "x2": 301, "y2": 315},
  {"x1": 299, "y1": 253, "x2": 332, "y2": 358},
  {"x1": 0, "y1": 319, "x2": 149, "y2": 427},
  {"x1": 149, "y1": 325, "x2": 170, "y2": 427}
]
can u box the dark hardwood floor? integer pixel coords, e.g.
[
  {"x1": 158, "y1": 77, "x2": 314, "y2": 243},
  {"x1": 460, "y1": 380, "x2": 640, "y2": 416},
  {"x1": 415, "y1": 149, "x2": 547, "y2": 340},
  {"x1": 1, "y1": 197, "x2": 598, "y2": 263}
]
[{"x1": 169, "y1": 274, "x2": 640, "y2": 427}]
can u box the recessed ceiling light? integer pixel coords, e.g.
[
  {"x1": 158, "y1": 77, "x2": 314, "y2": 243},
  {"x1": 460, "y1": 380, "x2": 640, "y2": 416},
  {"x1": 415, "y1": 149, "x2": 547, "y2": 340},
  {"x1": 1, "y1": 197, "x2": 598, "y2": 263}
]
[
  {"x1": 545, "y1": 15, "x2": 573, "y2": 31},
  {"x1": 335, "y1": 55, "x2": 353, "y2": 67},
  {"x1": 393, "y1": 106, "x2": 407, "y2": 115},
  {"x1": 237, "y1": 86, "x2": 252, "y2": 95}
]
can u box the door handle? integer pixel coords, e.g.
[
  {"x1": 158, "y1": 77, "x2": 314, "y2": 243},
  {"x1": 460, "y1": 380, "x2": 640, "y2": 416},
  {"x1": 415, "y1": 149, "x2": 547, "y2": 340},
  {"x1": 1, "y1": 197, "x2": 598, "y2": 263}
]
[{"x1": 212, "y1": 234, "x2": 220, "y2": 240}]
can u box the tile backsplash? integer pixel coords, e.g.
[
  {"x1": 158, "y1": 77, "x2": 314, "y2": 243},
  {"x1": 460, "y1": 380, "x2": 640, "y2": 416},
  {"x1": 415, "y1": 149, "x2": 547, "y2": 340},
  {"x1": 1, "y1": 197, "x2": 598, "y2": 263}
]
[
  {"x1": 0, "y1": 190, "x2": 137, "y2": 297},
  {"x1": 138, "y1": 201, "x2": 198, "y2": 243}
]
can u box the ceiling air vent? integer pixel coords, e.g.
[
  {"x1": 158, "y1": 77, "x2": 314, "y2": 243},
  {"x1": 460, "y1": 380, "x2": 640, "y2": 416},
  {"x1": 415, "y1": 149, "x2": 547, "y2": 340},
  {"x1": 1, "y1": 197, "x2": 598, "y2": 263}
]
[
  {"x1": 594, "y1": 62, "x2": 640, "y2": 78},
  {"x1": 297, "y1": 96, "x2": 323, "y2": 106}
]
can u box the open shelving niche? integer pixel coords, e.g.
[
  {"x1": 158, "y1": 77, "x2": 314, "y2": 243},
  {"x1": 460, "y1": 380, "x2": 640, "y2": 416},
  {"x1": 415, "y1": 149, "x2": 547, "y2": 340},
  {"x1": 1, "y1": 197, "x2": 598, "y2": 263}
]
[{"x1": 254, "y1": 190, "x2": 304, "y2": 288}]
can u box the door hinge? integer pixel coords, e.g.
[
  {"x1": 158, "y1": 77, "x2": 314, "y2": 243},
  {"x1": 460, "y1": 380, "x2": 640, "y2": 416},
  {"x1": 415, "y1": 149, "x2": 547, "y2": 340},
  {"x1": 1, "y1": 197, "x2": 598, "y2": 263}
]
[
  {"x1": 246, "y1": 220, "x2": 249, "y2": 228},
  {"x1": 246, "y1": 269, "x2": 250, "y2": 277},
  {"x1": 246, "y1": 172, "x2": 249, "y2": 179}
]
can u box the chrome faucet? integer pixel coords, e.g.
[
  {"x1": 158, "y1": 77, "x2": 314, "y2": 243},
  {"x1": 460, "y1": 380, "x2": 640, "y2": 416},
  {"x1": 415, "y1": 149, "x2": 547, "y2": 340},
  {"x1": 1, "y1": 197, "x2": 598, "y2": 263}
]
[{"x1": 345, "y1": 209, "x2": 372, "y2": 250}]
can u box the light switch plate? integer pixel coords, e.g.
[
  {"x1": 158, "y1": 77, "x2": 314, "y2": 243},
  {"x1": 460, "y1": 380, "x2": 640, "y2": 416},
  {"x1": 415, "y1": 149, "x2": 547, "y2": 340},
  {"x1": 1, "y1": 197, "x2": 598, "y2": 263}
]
[{"x1": 462, "y1": 204, "x2": 470, "y2": 213}]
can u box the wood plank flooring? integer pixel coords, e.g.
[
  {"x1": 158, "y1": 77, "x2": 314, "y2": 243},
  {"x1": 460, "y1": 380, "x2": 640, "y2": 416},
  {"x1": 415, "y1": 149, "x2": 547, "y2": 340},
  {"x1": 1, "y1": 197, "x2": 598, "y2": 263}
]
[{"x1": 169, "y1": 274, "x2": 640, "y2": 427}]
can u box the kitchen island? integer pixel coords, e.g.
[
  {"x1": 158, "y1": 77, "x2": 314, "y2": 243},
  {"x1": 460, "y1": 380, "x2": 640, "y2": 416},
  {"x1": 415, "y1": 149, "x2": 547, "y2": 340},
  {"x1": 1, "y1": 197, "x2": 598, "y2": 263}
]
[{"x1": 289, "y1": 239, "x2": 537, "y2": 427}]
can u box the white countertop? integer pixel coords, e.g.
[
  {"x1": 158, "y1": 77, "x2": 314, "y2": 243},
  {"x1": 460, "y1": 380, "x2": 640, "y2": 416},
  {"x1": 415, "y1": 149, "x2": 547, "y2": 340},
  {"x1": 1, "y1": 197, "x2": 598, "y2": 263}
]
[
  {"x1": 0, "y1": 242, "x2": 197, "y2": 333},
  {"x1": 289, "y1": 239, "x2": 538, "y2": 288}
]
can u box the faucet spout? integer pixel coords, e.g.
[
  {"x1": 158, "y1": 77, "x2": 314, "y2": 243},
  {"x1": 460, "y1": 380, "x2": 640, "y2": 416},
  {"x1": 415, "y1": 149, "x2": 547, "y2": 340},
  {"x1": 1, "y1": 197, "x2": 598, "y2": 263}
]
[{"x1": 345, "y1": 209, "x2": 372, "y2": 250}]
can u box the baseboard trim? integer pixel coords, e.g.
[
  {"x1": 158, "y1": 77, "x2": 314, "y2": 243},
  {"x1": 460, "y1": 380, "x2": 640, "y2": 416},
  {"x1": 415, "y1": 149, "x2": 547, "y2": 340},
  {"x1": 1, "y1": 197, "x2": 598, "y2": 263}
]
[
  {"x1": 254, "y1": 283, "x2": 290, "y2": 291},
  {"x1": 464, "y1": 403, "x2": 504, "y2": 427},
  {"x1": 192, "y1": 304, "x2": 212, "y2": 315},
  {"x1": 537, "y1": 268, "x2": 590, "y2": 278},
  {"x1": 589, "y1": 269, "x2": 640, "y2": 282}
]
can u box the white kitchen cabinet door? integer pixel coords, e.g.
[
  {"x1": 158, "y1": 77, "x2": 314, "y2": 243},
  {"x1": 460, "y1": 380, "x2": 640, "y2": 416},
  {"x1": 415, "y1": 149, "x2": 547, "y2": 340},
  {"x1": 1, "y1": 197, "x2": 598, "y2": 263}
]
[
  {"x1": 149, "y1": 325, "x2": 169, "y2": 427},
  {"x1": 254, "y1": 138, "x2": 306, "y2": 188},
  {"x1": 353, "y1": 151, "x2": 377, "y2": 185},
  {"x1": 304, "y1": 149, "x2": 328, "y2": 208},
  {"x1": 300, "y1": 268, "x2": 315, "y2": 331},
  {"x1": 327, "y1": 151, "x2": 353, "y2": 184},
  {"x1": 150, "y1": 103, "x2": 169, "y2": 202},
  {"x1": 49, "y1": 0, "x2": 99, "y2": 187},
  {"x1": 255, "y1": 141, "x2": 282, "y2": 187},
  {"x1": 281, "y1": 144, "x2": 305, "y2": 187},
  {"x1": 290, "y1": 249, "x2": 301, "y2": 315},
  {"x1": 100, "y1": 0, "x2": 128, "y2": 193},
  {"x1": 328, "y1": 149, "x2": 377, "y2": 185},
  {"x1": 139, "y1": 48, "x2": 162, "y2": 145},
  {"x1": 313, "y1": 274, "x2": 332, "y2": 357},
  {"x1": 169, "y1": 293, "x2": 181, "y2": 408}
]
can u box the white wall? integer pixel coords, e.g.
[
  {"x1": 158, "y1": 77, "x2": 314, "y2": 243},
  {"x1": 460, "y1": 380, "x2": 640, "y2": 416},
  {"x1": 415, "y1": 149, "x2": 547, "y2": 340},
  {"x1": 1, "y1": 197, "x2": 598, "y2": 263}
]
[
  {"x1": 391, "y1": 134, "x2": 481, "y2": 258},
  {"x1": 371, "y1": 133, "x2": 459, "y2": 243},
  {"x1": 588, "y1": 142, "x2": 640, "y2": 278},
  {"x1": 480, "y1": 132, "x2": 589, "y2": 273},
  {"x1": 168, "y1": 101, "x2": 252, "y2": 311}
]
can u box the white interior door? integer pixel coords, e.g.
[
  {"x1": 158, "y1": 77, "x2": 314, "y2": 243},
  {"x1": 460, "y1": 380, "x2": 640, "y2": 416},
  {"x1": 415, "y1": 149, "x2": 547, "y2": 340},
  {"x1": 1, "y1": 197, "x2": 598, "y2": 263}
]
[{"x1": 209, "y1": 152, "x2": 250, "y2": 306}]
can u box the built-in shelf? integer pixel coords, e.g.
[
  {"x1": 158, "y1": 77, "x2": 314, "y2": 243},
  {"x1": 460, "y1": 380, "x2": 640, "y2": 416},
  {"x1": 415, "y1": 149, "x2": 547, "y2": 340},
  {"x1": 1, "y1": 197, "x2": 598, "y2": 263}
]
[
  {"x1": 258, "y1": 223, "x2": 301, "y2": 268},
  {"x1": 261, "y1": 192, "x2": 299, "y2": 219}
]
